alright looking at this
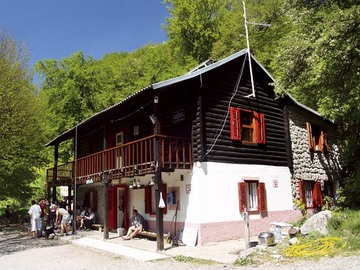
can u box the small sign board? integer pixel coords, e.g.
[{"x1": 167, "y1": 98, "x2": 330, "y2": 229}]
[
  {"x1": 181, "y1": 227, "x2": 198, "y2": 247},
  {"x1": 172, "y1": 108, "x2": 185, "y2": 124}
]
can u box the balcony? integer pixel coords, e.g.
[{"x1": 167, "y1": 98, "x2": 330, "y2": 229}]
[{"x1": 46, "y1": 135, "x2": 192, "y2": 187}]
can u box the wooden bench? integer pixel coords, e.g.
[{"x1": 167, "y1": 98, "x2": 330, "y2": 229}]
[
  {"x1": 91, "y1": 223, "x2": 104, "y2": 232},
  {"x1": 139, "y1": 230, "x2": 171, "y2": 243}
]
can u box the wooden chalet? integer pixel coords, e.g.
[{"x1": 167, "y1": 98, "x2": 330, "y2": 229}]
[{"x1": 45, "y1": 49, "x2": 341, "y2": 247}]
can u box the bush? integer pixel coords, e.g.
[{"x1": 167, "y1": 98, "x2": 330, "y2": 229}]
[{"x1": 338, "y1": 173, "x2": 360, "y2": 209}]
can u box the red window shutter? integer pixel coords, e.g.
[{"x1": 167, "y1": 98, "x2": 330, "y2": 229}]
[
  {"x1": 318, "y1": 130, "x2": 324, "y2": 152},
  {"x1": 254, "y1": 112, "x2": 266, "y2": 144},
  {"x1": 313, "y1": 182, "x2": 323, "y2": 208},
  {"x1": 298, "y1": 180, "x2": 305, "y2": 204},
  {"x1": 238, "y1": 182, "x2": 248, "y2": 213},
  {"x1": 230, "y1": 107, "x2": 241, "y2": 140},
  {"x1": 258, "y1": 182, "x2": 267, "y2": 212},
  {"x1": 306, "y1": 122, "x2": 314, "y2": 150},
  {"x1": 161, "y1": 184, "x2": 168, "y2": 215},
  {"x1": 144, "y1": 186, "x2": 151, "y2": 214}
]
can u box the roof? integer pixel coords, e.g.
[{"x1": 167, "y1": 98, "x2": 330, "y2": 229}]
[{"x1": 46, "y1": 49, "x2": 327, "y2": 146}]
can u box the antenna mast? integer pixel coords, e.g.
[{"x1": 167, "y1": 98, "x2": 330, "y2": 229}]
[{"x1": 242, "y1": 1, "x2": 270, "y2": 98}]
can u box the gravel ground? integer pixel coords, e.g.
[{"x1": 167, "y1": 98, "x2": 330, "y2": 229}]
[{"x1": 1, "y1": 224, "x2": 360, "y2": 270}]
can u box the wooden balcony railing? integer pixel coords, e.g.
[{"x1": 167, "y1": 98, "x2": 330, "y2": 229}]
[{"x1": 46, "y1": 135, "x2": 192, "y2": 186}]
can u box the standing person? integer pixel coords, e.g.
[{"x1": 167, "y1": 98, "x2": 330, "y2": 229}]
[
  {"x1": 59, "y1": 197, "x2": 67, "y2": 209},
  {"x1": 39, "y1": 199, "x2": 47, "y2": 236},
  {"x1": 55, "y1": 206, "x2": 70, "y2": 236},
  {"x1": 28, "y1": 200, "x2": 42, "y2": 238},
  {"x1": 123, "y1": 209, "x2": 147, "y2": 240},
  {"x1": 49, "y1": 202, "x2": 57, "y2": 226},
  {"x1": 5, "y1": 205, "x2": 11, "y2": 227}
]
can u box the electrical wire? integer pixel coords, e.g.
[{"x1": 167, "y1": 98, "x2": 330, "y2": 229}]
[{"x1": 203, "y1": 54, "x2": 248, "y2": 158}]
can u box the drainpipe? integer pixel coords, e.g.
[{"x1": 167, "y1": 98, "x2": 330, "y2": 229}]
[{"x1": 153, "y1": 95, "x2": 164, "y2": 251}]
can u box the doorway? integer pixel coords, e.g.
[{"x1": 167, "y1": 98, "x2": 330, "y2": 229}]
[{"x1": 117, "y1": 187, "x2": 125, "y2": 228}]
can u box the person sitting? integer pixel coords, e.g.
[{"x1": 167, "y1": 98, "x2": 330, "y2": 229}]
[
  {"x1": 80, "y1": 207, "x2": 95, "y2": 230},
  {"x1": 123, "y1": 209, "x2": 147, "y2": 240},
  {"x1": 76, "y1": 205, "x2": 86, "y2": 228}
]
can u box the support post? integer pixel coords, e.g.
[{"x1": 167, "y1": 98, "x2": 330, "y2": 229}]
[
  {"x1": 103, "y1": 178, "x2": 109, "y2": 240},
  {"x1": 52, "y1": 143, "x2": 59, "y2": 203},
  {"x1": 243, "y1": 206, "x2": 250, "y2": 249},
  {"x1": 153, "y1": 95, "x2": 164, "y2": 251}
]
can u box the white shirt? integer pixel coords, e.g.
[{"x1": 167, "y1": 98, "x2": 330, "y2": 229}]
[{"x1": 28, "y1": 204, "x2": 41, "y2": 219}]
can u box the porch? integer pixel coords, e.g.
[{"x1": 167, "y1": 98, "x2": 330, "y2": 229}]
[{"x1": 46, "y1": 135, "x2": 193, "y2": 187}]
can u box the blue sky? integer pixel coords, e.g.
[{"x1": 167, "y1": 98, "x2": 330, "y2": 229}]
[{"x1": 0, "y1": 0, "x2": 169, "y2": 68}]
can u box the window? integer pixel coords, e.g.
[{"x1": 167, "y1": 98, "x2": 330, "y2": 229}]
[
  {"x1": 230, "y1": 107, "x2": 266, "y2": 144},
  {"x1": 145, "y1": 184, "x2": 167, "y2": 215},
  {"x1": 116, "y1": 131, "x2": 124, "y2": 145},
  {"x1": 299, "y1": 180, "x2": 323, "y2": 209},
  {"x1": 238, "y1": 180, "x2": 267, "y2": 213},
  {"x1": 306, "y1": 122, "x2": 329, "y2": 152},
  {"x1": 116, "y1": 132, "x2": 124, "y2": 168}
]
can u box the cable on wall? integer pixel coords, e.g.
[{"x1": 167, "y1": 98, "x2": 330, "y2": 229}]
[{"x1": 203, "y1": 54, "x2": 247, "y2": 158}]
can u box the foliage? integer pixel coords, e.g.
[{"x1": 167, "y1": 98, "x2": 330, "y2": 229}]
[
  {"x1": 294, "y1": 199, "x2": 307, "y2": 217},
  {"x1": 164, "y1": 0, "x2": 231, "y2": 62},
  {"x1": 35, "y1": 43, "x2": 193, "y2": 163},
  {"x1": 329, "y1": 210, "x2": 360, "y2": 237},
  {"x1": 273, "y1": 1, "x2": 360, "y2": 181},
  {"x1": 174, "y1": 255, "x2": 218, "y2": 265},
  {"x1": 0, "y1": 30, "x2": 46, "y2": 205},
  {"x1": 336, "y1": 173, "x2": 360, "y2": 209},
  {"x1": 234, "y1": 257, "x2": 254, "y2": 266}
]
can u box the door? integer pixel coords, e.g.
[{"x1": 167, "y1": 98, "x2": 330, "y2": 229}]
[
  {"x1": 117, "y1": 187, "x2": 125, "y2": 228},
  {"x1": 108, "y1": 185, "x2": 128, "y2": 229}
]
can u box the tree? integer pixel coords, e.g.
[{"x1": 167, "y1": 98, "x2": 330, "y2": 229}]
[
  {"x1": 36, "y1": 42, "x2": 193, "y2": 163},
  {"x1": 272, "y1": 1, "x2": 360, "y2": 207},
  {"x1": 164, "y1": 0, "x2": 231, "y2": 62},
  {"x1": 0, "y1": 30, "x2": 45, "y2": 204}
]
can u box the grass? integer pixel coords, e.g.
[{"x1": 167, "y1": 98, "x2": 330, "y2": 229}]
[{"x1": 174, "y1": 255, "x2": 218, "y2": 265}]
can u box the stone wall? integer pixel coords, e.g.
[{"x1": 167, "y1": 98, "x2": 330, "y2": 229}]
[{"x1": 287, "y1": 105, "x2": 342, "y2": 201}]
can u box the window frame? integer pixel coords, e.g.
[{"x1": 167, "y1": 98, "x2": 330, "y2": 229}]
[
  {"x1": 145, "y1": 184, "x2": 167, "y2": 215},
  {"x1": 238, "y1": 180, "x2": 267, "y2": 214},
  {"x1": 298, "y1": 180, "x2": 323, "y2": 209},
  {"x1": 230, "y1": 107, "x2": 266, "y2": 144},
  {"x1": 306, "y1": 122, "x2": 329, "y2": 152}
]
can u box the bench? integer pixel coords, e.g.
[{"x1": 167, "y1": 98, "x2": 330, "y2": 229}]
[
  {"x1": 139, "y1": 230, "x2": 172, "y2": 243},
  {"x1": 91, "y1": 223, "x2": 104, "y2": 232}
]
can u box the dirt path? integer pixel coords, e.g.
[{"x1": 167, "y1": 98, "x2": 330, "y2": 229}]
[{"x1": 1, "y1": 224, "x2": 360, "y2": 270}]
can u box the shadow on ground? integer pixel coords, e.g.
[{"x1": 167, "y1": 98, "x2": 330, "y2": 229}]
[{"x1": 0, "y1": 224, "x2": 66, "y2": 256}]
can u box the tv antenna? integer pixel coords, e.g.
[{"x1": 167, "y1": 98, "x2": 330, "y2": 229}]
[{"x1": 242, "y1": 1, "x2": 271, "y2": 98}]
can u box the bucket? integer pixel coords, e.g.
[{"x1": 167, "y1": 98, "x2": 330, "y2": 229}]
[
  {"x1": 117, "y1": 228, "x2": 124, "y2": 237},
  {"x1": 258, "y1": 232, "x2": 275, "y2": 246}
]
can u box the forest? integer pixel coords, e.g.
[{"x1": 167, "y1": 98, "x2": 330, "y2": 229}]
[{"x1": 1, "y1": 0, "x2": 359, "y2": 211}]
